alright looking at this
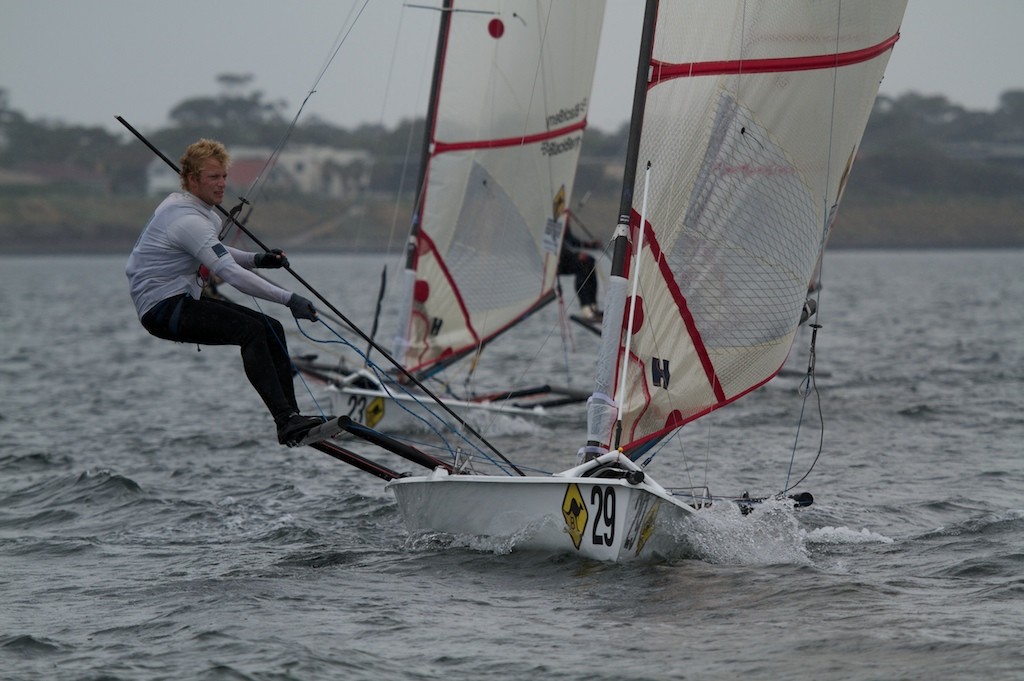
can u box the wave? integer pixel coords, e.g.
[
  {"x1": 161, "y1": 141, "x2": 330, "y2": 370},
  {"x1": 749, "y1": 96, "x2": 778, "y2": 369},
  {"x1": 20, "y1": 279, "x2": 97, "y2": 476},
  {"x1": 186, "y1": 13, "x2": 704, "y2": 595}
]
[
  {"x1": 803, "y1": 525, "x2": 895, "y2": 545},
  {"x1": 0, "y1": 634, "x2": 62, "y2": 656},
  {"x1": 917, "y1": 508, "x2": 1024, "y2": 540},
  {"x1": 0, "y1": 451, "x2": 75, "y2": 474},
  {"x1": 3, "y1": 468, "x2": 142, "y2": 512}
]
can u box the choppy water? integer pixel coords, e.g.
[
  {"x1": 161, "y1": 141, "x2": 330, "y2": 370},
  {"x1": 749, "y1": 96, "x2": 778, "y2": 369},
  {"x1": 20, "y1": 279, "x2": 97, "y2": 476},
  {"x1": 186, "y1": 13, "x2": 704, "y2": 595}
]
[{"x1": 2, "y1": 250, "x2": 1023, "y2": 680}]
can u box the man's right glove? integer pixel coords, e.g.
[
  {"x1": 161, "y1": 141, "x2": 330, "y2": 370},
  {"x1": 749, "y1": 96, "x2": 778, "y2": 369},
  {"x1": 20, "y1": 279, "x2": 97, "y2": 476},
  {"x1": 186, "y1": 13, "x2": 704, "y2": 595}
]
[
  {"x1": 255, "y1": 248, "x2": 289, "y2": 269},
  {"x1": 287, "y1": 293, "x2": 317, "y2": 321}
]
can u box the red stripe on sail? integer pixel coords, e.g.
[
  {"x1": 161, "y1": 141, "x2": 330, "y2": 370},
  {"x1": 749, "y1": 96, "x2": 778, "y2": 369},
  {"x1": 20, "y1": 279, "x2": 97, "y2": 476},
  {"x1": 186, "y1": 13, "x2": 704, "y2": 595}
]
[
  {"x1": 403, "y1": 230, "x2": 557, "y2": 377},
  {"x1": 402, "y1": 229, "x2": 481, "y2": 375},
  {"x1": 635, "y1": 215, "x2": 728, "y2": 405},
  {"x1": 650, "y1": 32, "x2": 901, "y2": 85},
  {"x1": 433, "y1": 118, "x2": 587, "y2": 154}
]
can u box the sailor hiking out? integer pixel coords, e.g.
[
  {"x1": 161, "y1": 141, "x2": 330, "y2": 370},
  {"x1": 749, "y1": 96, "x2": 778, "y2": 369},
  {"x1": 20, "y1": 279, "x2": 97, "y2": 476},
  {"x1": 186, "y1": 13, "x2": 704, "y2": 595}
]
[{"x1": 125, "y1": 138, "x2": 326, "y2": 446}]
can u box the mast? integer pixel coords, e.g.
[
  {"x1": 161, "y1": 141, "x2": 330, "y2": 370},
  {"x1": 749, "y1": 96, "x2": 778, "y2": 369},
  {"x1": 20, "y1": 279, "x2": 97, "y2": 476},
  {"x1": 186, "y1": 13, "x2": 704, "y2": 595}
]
[
  {"x1": 409, "y1": 0, "x2": 451, "y2": 265},
  {"x1": 611, "y1": 0, "x2": 660, "y2": 281},
  {"x1": 392, "y1": 0, "x2": 452, "y2": 360},
  {"x1": 582, "y1": 0, "x2": 660, "y2": 458}
]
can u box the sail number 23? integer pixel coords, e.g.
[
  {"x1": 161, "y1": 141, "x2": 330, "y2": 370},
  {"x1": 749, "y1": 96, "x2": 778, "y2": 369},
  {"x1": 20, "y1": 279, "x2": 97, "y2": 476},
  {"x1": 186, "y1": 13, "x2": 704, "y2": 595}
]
[{"x1": 346, "y1": 394, "x2": 385, "y2": 429}]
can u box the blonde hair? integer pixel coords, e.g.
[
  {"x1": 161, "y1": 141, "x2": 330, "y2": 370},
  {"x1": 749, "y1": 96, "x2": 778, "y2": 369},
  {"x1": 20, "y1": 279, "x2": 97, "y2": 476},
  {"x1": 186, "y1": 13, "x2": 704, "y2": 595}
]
[{"x1": 179, "y1": 139, "x2": 230, "y2": 191}]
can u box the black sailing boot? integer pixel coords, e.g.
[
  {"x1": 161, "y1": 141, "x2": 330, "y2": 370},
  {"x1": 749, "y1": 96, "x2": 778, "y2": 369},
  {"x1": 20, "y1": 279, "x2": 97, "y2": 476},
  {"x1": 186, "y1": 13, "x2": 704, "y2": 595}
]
[{"x1": 276, "y1": 412, "x2": 328, "y2": 447}]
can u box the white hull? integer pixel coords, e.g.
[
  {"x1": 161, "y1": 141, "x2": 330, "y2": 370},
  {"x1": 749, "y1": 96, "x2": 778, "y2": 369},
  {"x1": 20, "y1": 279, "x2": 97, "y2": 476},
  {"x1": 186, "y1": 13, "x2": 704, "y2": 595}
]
[{"x1": 386, "y1": 453, "x2": 701, "y2": 561}]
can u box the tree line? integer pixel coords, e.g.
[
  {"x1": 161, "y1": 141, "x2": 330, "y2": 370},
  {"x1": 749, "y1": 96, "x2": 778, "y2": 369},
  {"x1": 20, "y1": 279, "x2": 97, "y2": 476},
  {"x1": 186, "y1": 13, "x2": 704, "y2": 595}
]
[
  {"x1": 2, "y1": 77, "x2": 1023, "y2": 200},
  {"x1": 2, "y1": 77, "x2": 1023, "y2": 251}
]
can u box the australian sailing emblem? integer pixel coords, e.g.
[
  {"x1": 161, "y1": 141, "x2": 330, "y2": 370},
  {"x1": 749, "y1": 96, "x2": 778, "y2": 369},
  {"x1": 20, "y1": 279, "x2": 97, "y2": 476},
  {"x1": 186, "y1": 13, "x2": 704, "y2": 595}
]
[{"x1": 561, "y1": 483, "x2": 588, "y2": 550}]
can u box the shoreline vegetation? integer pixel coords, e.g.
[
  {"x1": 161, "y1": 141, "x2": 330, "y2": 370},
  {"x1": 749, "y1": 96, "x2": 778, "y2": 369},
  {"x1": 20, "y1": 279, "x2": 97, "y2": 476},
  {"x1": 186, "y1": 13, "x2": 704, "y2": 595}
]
[
  {"x1": 3, "y1": 191, "x2": 1022, "y2": 255},
  {"x1": 3, "y1": 88, "x2": 1023, "y2": 254}
]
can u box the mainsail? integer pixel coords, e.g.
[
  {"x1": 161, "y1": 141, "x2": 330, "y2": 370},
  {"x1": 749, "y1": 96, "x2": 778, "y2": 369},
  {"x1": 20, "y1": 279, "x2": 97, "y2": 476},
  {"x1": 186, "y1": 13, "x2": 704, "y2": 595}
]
[
  {"x1": 588, "y1": 0, "x2": 908, "y2": 454},
  {"x1": 392, "y1": 0, "x2": 606, "y2": 378}
]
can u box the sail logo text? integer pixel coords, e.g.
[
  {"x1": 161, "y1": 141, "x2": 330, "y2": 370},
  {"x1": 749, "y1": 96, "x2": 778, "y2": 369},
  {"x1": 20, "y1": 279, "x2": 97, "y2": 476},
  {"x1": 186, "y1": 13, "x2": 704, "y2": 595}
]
[
  {"x1": 542, "y1": 135, "x2": 582, "y2": 157},
  {"x1": 545, "y1": 98, "x2": 587, "y2": 128},
  {"x1": 651, "y1": 358, "x2": 671, "y2": 388}
]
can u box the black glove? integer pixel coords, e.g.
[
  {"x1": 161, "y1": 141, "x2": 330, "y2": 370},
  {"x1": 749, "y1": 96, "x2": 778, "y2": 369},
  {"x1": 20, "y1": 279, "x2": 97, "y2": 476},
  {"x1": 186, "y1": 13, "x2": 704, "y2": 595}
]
[
  {"x1": 254, "y1": 249, "x2": 289, "y2": 269},
  {"x1": 287, "y1": 293, "x2": 317, "y2": 321}
]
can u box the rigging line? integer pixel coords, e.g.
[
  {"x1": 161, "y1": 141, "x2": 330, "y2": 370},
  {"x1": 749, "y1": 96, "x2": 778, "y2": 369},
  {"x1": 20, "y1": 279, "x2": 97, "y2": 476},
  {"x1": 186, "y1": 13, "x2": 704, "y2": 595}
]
[
  {"x1": 379, "y1": 4, "x2": 430, "y2": 257},
  {"x1": 785, "y1": 374, "x2": 826, "y2": 493},
  {"x1": 240, "y1": 0, "x2": 372, "y2": 203},
  {"x1": 795, "y1": 7, "x2": 846, "y2": 457},
  {"x1": 118, "y1": 115, "x2": 522, "y2": 475},
  {"x1": 736, "y1": 0, "x2": 748, "y2": 94},
  {"x1": 781, "y1": 5, "x2": 847, "y2": 492},
  {"x1": 614, "y1": 160, "x2": 652, "y2": 450},
  {"x1": 512, "y1": 4, "x2": 575, "y2": 347},
  {"x1": 484, "y1": 262, "x2": 578, "y2": 412},
  {"x1": 219, "y1": 198, "x2": 253, "y2": 243},
  {"x1": 806, "y1": 4, "x2": 852, "y2": 315},
  {"x1": 295, "y1": 316, "x2": 517, "y2": 474},
  {"x1": 566, "y1": 207, "x2": 604, "y2": 247},
  {"x1": 247, "y1": 268, "x2": 356, "y2": 340},
  {"x1": 295, "y1": 320, "x2": 461, "y2": 460},
  {"x1": 338, "y1": 4, "x2": 431, "y2": 364},
  {"x1": 558, "y1": 301, "x2": 575, "y2": 386},
  {"x1": 249, "y1": 295, "x2": 333, "y2": 420},
  {"x1": 364, "y1": 266, "x2": 387, "y2": 366},
  {"x1": 496, "y1": 285, "x2": 574, "y2": 413},
  {"x1": 405, "y1": 4, "x2": 496, "y2": 16},
  {"x1": 819, "y1": 2, "x2": 845, "y2": 270},
  {"x1": 530, "y1": 2, "x2": 559, "y2": 211},
  {"x1": 781, "y1": 2, "x2": 847, "y2": 489},
  {"x1": 784, "y1": 324, "x2": 826, "y2": 492}
]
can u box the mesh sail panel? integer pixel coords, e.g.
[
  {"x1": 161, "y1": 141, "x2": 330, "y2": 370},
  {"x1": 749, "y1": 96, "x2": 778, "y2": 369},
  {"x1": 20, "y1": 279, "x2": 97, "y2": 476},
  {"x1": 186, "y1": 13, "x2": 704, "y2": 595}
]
[
  {"x1": 609, "y1": 0, "x2": 906, "y2": 451},
  {"x1": 448, "y1": 161, "x2": 545, "y2": 314}
]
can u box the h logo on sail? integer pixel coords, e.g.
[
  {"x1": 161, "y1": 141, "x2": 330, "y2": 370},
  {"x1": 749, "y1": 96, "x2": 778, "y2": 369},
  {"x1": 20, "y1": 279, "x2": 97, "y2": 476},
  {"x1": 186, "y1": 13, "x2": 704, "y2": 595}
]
[{"x1": 651, "y1": 357, "x2": 670, "y2": 389}]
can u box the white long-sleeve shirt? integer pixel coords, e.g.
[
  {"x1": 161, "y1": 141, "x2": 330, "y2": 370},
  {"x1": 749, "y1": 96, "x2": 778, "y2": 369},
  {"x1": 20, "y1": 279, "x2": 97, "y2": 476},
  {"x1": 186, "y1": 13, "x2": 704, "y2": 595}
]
[{"x1": 125, "y1": 192, "x2": 292, "y2": 319}]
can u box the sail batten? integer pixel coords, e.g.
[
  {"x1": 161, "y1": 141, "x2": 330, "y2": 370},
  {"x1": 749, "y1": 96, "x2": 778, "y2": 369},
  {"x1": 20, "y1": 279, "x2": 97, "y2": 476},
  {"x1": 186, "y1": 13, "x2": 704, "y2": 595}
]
[
  {"x1": 650, "y1": 30, "x2": 902, "y2": 82},
  {"x1": 434, "y1": 117, "x2": 590, "y2": 154}
]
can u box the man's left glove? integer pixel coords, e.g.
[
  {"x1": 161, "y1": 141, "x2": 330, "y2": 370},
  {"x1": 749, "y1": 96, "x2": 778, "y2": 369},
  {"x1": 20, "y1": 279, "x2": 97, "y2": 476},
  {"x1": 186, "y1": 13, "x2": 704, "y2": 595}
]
[
  {"x1": 287, "y1": 293, "x2": 317, "y2": 321},
  {"x1": 255, "y1": 249, "x2": 289, "y2": 269}
]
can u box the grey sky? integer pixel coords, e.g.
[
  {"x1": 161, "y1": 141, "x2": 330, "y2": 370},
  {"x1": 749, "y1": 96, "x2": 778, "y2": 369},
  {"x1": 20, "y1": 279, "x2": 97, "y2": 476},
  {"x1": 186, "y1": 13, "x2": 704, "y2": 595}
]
[{"x1": 2, "y1": 0, "x2": 1022, "y2": 136}]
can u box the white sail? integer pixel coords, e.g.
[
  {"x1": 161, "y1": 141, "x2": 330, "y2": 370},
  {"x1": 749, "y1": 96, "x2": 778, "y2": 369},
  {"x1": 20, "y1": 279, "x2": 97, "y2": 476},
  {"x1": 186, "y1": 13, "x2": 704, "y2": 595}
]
[
  {"x1": 394, "y1": 0, "x2": 606, "y2": 377},
  {"x1": 589, "y1": 0, "x2": 908, "y2": 454}
]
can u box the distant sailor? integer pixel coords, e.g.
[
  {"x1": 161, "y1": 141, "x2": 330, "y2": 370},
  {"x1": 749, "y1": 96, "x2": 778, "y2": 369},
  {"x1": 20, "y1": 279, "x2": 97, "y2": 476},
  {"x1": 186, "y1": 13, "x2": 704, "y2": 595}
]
[
  {"x1": 125, "y1": 138, "x2": 326, "y2": 446},
  {"x1": 558, "y1": 219, "x2": 603, "y2": 322}
]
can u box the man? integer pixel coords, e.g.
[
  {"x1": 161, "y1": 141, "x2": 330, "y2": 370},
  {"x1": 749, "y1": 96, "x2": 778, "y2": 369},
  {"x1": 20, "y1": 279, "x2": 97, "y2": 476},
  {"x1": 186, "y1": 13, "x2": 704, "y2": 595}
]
[
  {"x1": 558, "y1": 219, "x2": 602, "y2": 321},
  {"x1": 126, "y1": 138, "x2": 325, "y2": 446}
]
